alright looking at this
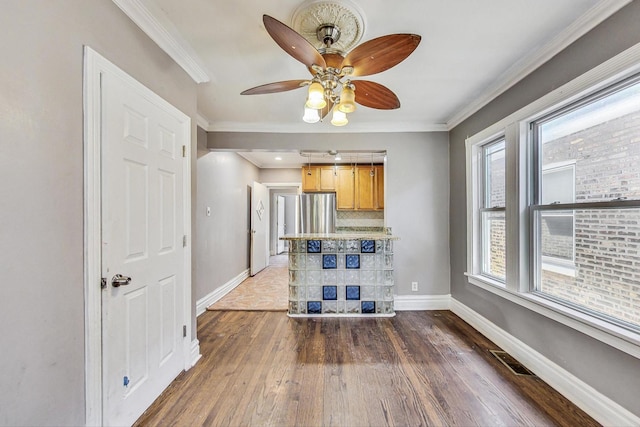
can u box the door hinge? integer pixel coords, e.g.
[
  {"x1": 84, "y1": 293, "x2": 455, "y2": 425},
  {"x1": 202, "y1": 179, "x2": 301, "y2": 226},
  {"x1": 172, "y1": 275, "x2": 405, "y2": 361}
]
[
  {"x1": 101, "y1": 277, "x2": 107, "y2": 289},
  {"x1": 183, "y1": 325, "x2": 187, "y2": 338},
  {"x1": 182, "y1": 145, "x2": 186, "y2": 158},
  {"x1": 183, "y1": 235, "x2": 187, "y2": 247}
]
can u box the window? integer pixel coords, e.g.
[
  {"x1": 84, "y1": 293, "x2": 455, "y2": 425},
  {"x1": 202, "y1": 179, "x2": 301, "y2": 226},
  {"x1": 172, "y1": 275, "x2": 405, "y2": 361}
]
[
  {"x1": 531, "y1": 75, "x2": 640, "y2": 330},
  {"x1": 481, "y1": 139, "x2": 506, "y2": 281},
  {"x1": 466, "y1": 50, "x2": 640, "y2": 357}
]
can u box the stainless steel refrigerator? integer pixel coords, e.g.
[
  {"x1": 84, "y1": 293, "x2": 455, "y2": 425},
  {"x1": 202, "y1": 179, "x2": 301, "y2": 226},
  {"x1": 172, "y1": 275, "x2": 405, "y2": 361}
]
[{"x1": 296, "y1": 193, "x2": 336, "y2": 233}]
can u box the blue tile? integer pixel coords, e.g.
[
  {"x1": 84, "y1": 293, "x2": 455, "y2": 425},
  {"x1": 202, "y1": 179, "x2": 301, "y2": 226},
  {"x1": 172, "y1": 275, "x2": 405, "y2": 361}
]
[
  {"x1": 361, "y1": 301, "x2": 375, "y2": 313},
  {"x1": 307, "y1": 301, "x2": 322, "y2": 314},
  {"x1": 346, "y1": 254, "x2": 360, "y2": 269},
  {"x1": 307, "y1": 240, "x2": 321, "y2": 253},
  {"x1": 361, "y1": 240, "x2": 375, "y2": 253},
  {"x1": 346, "y1": 286, "x2": 360, "y2": 300},
  {"x1": 323, "y1": 286, "x2": 337, "y2": 300},
  {"x1": 322, "y1": 254, "x2": 337, "y2": 269}
]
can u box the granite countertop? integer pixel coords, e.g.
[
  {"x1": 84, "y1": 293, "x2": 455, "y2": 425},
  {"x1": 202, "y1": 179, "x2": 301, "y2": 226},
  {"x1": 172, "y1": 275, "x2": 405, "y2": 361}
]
[{"x1": 280, "y1": 233, "x2": 399, "y2": 240}]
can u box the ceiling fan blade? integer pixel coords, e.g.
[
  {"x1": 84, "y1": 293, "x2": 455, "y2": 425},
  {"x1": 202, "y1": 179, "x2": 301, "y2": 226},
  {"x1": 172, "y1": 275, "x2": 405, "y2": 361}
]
[
  {"x1": 352, "y1": 80, "x2": 401, "y2": 110},
  {"x1": 241, "y1": 80, "x2": 309, "y2": 95},
  {"x1": 263, "y1": 15, "x2": 326, "y2": 69},
  {"x1": 342, "y1": 34, "x2": 421, "y2": 77},
  {"x1": 320, "y1": 99, "x2": 334, "y2": 120}
]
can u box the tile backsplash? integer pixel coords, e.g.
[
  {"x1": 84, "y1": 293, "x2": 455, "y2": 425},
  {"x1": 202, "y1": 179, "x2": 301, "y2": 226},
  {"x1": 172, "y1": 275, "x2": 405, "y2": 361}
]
[{"x1": 336, "y1": 210, "x2": 384, "y2": 229}]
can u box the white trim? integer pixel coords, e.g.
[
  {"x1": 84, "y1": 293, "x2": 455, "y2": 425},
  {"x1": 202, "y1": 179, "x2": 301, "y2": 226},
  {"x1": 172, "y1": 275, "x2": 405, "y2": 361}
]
[
  {"x1": 190, "y1": 339, "x2": 202, "y2": 367},
  {"x1": 196, "y1": 113, "x2": 211, "y2": 130},
  {"x1": 111, "y1": 0, "x2": 210, "y2": 83},
  {"x1": 205, "y1": 120, "x2": 449, "y2": 134},
  {"x1": 450, "y1": 299, "x2": 640, "y2": 427},
  {"x1": 394, "y1": 294, "x2": 451, "y2": 311},
  {"x1": 465, "y1": 273, "x2": 640, "y2": 359},
  {"x1": 196, "y1": 269, "x2": 250, "y2": 316},
  {"x1": 446, "y1": 0, "x2": 632, "y2": 129},
  {"x1": 83, "y1": 46, "x2": 194, "y2": 426}
]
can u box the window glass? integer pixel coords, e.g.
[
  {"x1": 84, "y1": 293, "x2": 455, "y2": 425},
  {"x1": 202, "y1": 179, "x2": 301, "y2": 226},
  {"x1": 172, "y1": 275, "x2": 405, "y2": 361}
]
[
  {"x1": 485, "y1": 141, "x2": 506, "y2": 208},
  {"x1": 480, "y1": 139, "x2": 506, "y2": 282},
  {"x1": 482, "y1": 211, "x2": 506, "y2": 280}
]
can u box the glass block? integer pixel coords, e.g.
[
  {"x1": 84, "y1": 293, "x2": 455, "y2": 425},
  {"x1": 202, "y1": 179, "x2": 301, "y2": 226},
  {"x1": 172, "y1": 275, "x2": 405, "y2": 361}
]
[
  {"x1": 308, "y1": 286, "x2": 322, "y2": 300},
  {"x1": 361, "y1": 240, "x2": 375, "y2": 253},
  {"x1": 289, "y1": 270, "x2": 305, "y2": 285},
  {"x1": 337, "y1": 301, "x2": 346, "y2": 313},
  {"x1": 307, "y1": 270, "x2": 322, "y2": 285},
  {"x1": 337, "y1": 286, "x2": 346, "y2": 300},
  {"x1": 346, "y1": 301, "x2": 360, "y2": 314},
  {"x1": 322, "y1": 254, "x2": 337, "y2": 269},
  {"x1": 289, "y1": 286, "x2": 298, "y2": 300},
  {"x1": 322, "y1": 240, "x2": 337, "y2": 253},
  {"x1": 346, "y1": 286, "x2": 360, "y2": 300},
  {"x1": 384, "y1": 270, "x2": 394, "y2": 285},
  {"x1": 337, "y1": 239, "x2": 346, "y2": 253},
  {"x1": 299, "y1": 302, "x2": 307, "y2": 314},
  {"x1": 291, "y1": 240, "x2": 300, "y2": 253},
  {"x1": 323, "y1": 286, "x2": 337, "y2": 300},
  {"x1": 376, "y1": 254, "x2": 384, "y2": 269},
  {"x1": 346, "y1": 254, "x2": 360, "y2": 269},
  {"x1": 323, "y1": 270, "x2": 337, "y2": 284},
  {"x1": 322, "y1": 301, "x2": 337, "y2": 314},
  {"x1": 361, "y1": 301, "x2": 375, "y2": 314},
  {"x1": 289, "y1": 253, "x2": 305, "y2": 270},
  {"x1": 376, "y1": 301, "x2": 383, "y2": 314},
  {"x1": 345, "y1": 270, "x2": 359, "y2": 284},
  {"x1": 307, "y1": 254, "x2": 322, "y2": 270},
  {"x1": 307, "y1": 301, "x2": 322, "y2": 314},
  {"x1": 375, "y1": 240, "x2": 384, "y2": 253},
  {"x1": 384, "y1": 301, "x2": 394, "y2": 314},
  {"x1": 360, "y1": 270, "x2": 376, "y2": 286},
  {"x1": 307, "y1": 240, "x2": 321, "y2": 253},
  {"x1": 361, "y1": 286, "x2": 375, "y2": 300},
  {"x1": 361, "y1": 254, "x2": 375, "y2": 269},
  {"x1": 336, "y1": 270, "x2": 344, "y2": 284},
  {"x1": 382, "y1": 286, "x2": 394, "y2": 301},
  {"x1": 384, "y1": 240, "x2": 393, "y2": 253},
  {"x1": 346, "y1": 239, "x2": 360, "y2": 253},
  {"x1": 337, "y1": 254, "x2": 346, "y2": 269},
  {"x1": 297, "y1": 286, "x2": 306, "y2": 299},
  {"x1": 289, "y1": 301, "x2": 298, "y2": 314},
  {"x1": 384, "y1": 255, "x2": 393, "y2": 269}
]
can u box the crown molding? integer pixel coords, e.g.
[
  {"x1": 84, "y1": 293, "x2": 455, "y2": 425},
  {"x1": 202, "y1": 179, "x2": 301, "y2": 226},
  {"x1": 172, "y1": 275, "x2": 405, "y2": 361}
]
[
  {"x1": 111, "y1": 0, "x2": 210, "y2": 84},
  {"x1": 446, "y1": 0, "x2": 632, "y2": 130},
  {"x1": 196, "y1": 113, "x2": 211, "y2": 130}
]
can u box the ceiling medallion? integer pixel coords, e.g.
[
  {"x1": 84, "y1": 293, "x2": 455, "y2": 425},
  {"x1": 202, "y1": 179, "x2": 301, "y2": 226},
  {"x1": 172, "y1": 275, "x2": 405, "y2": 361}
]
[{"x1": 291, "y1": 0, "x2": 365, "y2": 55}]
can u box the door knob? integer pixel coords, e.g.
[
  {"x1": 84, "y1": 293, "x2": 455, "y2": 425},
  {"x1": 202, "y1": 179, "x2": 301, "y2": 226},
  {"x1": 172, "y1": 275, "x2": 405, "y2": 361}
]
[{"x1": 111, "y1": 274, "x2": 131, "y2": 287}]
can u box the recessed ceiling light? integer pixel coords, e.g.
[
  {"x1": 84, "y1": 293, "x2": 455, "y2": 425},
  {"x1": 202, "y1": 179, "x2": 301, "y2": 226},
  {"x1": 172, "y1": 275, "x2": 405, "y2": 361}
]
[{"x1": 275, "y1": 156, "x2": 282, "y2": 160}]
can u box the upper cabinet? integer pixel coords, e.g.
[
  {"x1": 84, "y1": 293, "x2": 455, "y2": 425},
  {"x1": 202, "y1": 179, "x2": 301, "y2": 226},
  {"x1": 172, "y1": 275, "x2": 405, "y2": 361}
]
[
  {"x1": 303, "y1": 165, "x2": 383, "y2": 210},
  {"x1": 301, "y1": 166, "x2": 336, "y2": 192}
]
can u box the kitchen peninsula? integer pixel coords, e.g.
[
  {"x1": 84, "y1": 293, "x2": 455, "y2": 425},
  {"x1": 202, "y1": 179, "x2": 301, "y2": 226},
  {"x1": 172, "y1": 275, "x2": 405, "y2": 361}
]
[{"x1": 280, "y1": 233, "x2": 398, "y2": 317}]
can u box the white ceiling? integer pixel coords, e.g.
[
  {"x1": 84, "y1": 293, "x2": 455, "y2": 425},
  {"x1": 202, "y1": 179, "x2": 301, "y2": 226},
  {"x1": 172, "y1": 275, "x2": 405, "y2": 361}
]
[{"x1": 127, "y1": 0, "x2": 629, "y2": 135}]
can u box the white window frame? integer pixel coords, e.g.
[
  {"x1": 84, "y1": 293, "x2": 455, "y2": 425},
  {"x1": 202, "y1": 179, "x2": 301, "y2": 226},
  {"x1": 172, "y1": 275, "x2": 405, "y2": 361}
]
[{"x1": 465, "y1": 42, "x2": 640, "y2": 360}]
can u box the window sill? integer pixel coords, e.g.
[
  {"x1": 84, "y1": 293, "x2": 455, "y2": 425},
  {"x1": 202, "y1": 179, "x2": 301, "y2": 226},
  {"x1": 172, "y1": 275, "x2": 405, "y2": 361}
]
[{"x1": 464, "y1": 272, "x2": 640, "y2": 360}]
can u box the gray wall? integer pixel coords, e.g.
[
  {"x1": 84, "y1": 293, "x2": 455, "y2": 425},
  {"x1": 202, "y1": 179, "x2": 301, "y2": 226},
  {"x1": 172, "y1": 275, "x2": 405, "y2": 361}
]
[
  {"x1": 0, "y1": 2, "x2": 197, "y2": 425},
  {"x1": 269, "y1": 188, "x2": 299, "y2": 255},
  {"x1": 195, "y1": 151, "x2": 259, "y2": 301},
  {"x1": 449, "y1": 1, "x2": 640, "y2": 416},
  {"x1": 208, "y1": 132, "x2": 451, "y2": 296}
]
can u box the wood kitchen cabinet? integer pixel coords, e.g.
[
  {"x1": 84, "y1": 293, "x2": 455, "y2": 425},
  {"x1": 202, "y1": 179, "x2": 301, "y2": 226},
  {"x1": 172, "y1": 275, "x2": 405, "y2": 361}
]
[
  {"x1": 336, "y1": 167, "x2": 355, "y2": 209},
  {"x1": 301, "y1": 166, "x2": 336, "y2": 192}
]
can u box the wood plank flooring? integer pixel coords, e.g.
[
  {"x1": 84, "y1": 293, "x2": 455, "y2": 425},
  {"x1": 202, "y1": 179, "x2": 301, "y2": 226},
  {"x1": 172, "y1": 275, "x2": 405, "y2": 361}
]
[{"x1": 134, "y1": 310, "x2": 599, "y2": 426}]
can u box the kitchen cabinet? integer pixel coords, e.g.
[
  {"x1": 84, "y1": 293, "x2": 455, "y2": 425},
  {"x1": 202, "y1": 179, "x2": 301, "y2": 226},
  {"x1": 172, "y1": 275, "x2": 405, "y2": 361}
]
[
  {"x1": 355, "y1": 165, "x2": 384, "y2": 210},
  {"x1": 301, "y1": 166, "x2": 336, "y2": 192},
  {"x1": 336, "y1": 167, "x2": 355, "y2": 209}
]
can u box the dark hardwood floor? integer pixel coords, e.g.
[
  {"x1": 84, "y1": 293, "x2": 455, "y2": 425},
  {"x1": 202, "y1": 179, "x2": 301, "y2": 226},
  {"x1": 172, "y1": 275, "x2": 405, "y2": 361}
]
[{"x1": 134, "y1": 310, "x2": 599, "y2": 426}]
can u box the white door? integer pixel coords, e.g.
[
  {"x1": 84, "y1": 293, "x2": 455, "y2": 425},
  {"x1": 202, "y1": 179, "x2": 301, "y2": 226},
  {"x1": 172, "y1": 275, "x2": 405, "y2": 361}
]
[
  {"x1": 277, "y1": 195, "x2": 286, "y2": 254},
  {"x1": 101, "y1": 71, "x2": 186, "y2": 426},
  {"x1": 251, "y1": 181, "x2": 269, "y2": 275}
]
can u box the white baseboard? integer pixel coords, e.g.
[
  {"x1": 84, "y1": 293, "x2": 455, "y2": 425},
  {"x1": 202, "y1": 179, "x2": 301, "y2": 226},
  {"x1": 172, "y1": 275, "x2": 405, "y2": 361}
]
[
  {"x1": 394, "y1": 294, "x2": 451, "y2": 311},
  {"x1": 190, "y1": 338, "x2": 201, "y2": 367},
  {"x1": 196, "y1": 268, "x2": 250, "y2": 316},
  {"x1": 450, "y1": 298, "x2": 640, "y2": 427}
]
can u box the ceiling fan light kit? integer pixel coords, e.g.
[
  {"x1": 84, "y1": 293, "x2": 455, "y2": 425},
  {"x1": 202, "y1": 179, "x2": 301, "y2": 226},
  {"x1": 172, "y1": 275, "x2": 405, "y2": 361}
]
[{"x1": 240, "y1": 1, "x2": 421, "y2": 127}]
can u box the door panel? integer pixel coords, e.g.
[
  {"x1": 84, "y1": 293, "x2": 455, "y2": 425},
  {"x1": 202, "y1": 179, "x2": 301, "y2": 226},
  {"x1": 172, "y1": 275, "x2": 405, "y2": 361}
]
[
  {"x1": 251, "y1": 181, "x2": 269, "y2": 275},
  {"x1": 277, "y1": 195, "x2": 286, "y2": 254},
  {"x1": 102, "y1": 71, "x2": 185, "y2": 426}
]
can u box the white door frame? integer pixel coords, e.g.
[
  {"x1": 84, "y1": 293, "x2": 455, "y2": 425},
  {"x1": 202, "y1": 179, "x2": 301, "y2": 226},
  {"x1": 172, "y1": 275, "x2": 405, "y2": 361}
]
[{"x1": 83, "y1": 46, "x2": 194, "y2": 426}]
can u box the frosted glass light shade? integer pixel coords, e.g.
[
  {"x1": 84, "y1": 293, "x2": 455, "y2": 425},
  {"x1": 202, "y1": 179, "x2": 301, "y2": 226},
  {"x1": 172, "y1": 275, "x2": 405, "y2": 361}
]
[
  {"x1": 305, "y1": 82, "x2": 326, "y2": 109},
  {"x1": 337, "y1": 86, "x2": 356, "y2": 113},
  {"x1": 302, "y1": 107, "x2": 320, "y2": 123},
  {"x1": 331, "y1": 109, "x2": 348, "y2": 126}
]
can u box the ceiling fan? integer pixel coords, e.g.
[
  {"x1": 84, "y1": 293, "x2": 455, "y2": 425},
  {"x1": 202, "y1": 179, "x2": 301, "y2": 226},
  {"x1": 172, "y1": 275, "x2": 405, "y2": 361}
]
[{"x1": 241, "y1": 12, "x2": 421, "y2": 126}]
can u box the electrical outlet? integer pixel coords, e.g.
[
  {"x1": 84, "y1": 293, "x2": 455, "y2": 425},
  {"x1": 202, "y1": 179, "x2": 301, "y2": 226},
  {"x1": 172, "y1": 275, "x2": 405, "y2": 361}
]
[{"x1": 411, "y1": 281, "x2": 418, "y2": 292}]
